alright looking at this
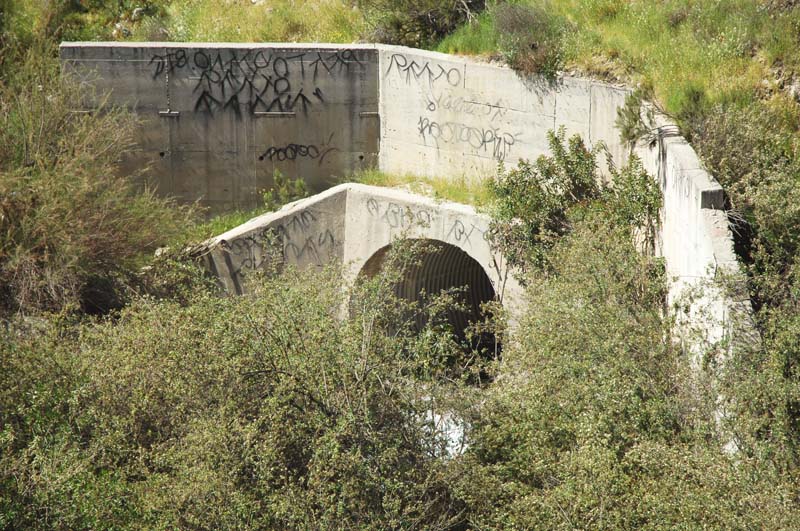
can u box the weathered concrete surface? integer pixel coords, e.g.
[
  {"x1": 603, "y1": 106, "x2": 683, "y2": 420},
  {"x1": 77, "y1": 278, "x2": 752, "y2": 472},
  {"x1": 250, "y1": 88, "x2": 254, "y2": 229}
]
[
  {"x1": 377, "y1": 45, "x2": 630, "y2": 179},
  {"x1": 61, "y1": 43, "x2": 379, "y2": 212},
  {"x1": 202, "y1": 183, "x2": 524, "y2": 325},
  {"x1": 635, "y1": 120, "x2": 757, "y2": 356},
  {"x1": 60, "y1": 42, "x2": 634, "y2": 209}
]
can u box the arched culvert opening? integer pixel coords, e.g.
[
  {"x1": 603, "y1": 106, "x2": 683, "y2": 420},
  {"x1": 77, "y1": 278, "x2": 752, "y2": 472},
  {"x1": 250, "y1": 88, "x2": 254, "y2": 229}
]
[{"x1": 359, "y1": 240, "x2": 500, "y2": 355}]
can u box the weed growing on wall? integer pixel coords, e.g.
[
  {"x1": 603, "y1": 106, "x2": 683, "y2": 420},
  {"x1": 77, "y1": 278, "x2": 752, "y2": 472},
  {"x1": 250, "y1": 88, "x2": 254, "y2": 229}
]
[{"x1": 262, "y1": 170, "x2": 310, "y2": 212}]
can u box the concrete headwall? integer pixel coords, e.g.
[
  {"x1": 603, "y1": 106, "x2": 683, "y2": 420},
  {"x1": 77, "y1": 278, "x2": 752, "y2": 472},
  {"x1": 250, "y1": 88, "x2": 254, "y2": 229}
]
[
  {"x1": 61, "y1": 42, "x2": 635, "y2": 210},
  {"x1": 204, "y1": 183, "x2": 524, "y2": 323},
  {"x1": 61, "y1": 43, "x2": 379, "y2": 212}
]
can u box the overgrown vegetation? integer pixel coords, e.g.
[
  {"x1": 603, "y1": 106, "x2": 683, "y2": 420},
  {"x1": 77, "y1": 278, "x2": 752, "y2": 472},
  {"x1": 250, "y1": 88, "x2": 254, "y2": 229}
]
[
  {"x1": 441, "y1": 2, "x2": 800, "y2": 483},
  {"x1": 0, "y1": 41, "x2": 194, "y2": 316},
  {"x1": 0, "y1": 258, "x2": 473, "y2": 530},
  {"x1": 6, "y1": 1, "x2": 800, "y2": 528},
  {"x1": 492, "y1": 2, "x2": 567, "y2": 78},
  {"x1": 489, "y1": 128, "x2": 660, "y2": 273},
  {"x1": 358, "y1": 0, "x2": 485, "y2": 47}
]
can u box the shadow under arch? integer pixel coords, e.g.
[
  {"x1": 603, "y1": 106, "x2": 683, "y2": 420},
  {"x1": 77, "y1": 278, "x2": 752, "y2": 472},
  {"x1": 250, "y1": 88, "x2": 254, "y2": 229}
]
[{"x1": 359, "y1": 239, "x2": 499, "y2": 351}]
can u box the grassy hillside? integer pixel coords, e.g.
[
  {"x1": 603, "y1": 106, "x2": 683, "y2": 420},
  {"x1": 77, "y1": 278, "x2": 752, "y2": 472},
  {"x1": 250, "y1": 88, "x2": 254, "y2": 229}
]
[{"x1": 440, "y1": 1, "x2": 800, "y2": 116}]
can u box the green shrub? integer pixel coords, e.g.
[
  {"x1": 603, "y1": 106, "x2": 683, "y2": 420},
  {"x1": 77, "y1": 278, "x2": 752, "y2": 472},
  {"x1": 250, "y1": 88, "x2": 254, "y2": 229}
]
[
  {"x1": 0, "y1": 48, "x2": 195, "y2": 315},
  {"x1": 690, "y1": 103, "x2": 800, "y2": 311},
  {"x1": 262, "y1": 169, "x2": 310, "y2": 212},
  {"x1": 487, "y1": 127, "x2": 600, "y2": 272},
  {"x1": 493, "y1": 1, "x2": 567, "y2": 79},
  {"x1": 359, "y1": 0, "x2": 485, "y2": 48},
  {"x1": 488, "y1": 127, "x2": 661, "y2": 274},
  {"x1": 455, "y1": 197, "x2": 799, "y2": 529},
  {"x1": 0, "y1": 247, "x2": 479, "y2": 529},
  {"x1": 689, "y1": 102, "x2": 800, "y2": 468}
]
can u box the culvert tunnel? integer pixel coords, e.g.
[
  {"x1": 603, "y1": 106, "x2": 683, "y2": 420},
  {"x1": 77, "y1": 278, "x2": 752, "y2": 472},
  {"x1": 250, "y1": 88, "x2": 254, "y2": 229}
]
[{"x1": 360, "y1": 239, "x2": 499, "y2": 349}]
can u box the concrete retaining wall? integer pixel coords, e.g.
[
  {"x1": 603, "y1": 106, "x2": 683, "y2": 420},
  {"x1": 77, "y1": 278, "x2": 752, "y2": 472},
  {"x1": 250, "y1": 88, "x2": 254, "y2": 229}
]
[
  {"x1": 377, "y1": 45, "x2": 630, "y2": 178},
  {"x1": 61, "y1": 43, "x2": 379, "y2": 212}
]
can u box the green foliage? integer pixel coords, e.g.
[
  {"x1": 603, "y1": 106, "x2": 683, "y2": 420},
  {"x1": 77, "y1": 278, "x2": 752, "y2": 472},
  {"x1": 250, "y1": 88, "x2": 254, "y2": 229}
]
[
  {"x1": 0, "y1": 259, "x2": 474, "y2": 530},
  {"x1": 493, "y1": 1, "x2": 567, "y2": 79},
  {"x1": 455, "y1": 205, "x2": 799, "y2": 529},
  {"x1": 147, "y1": 0, "x2": 363, "y2": 43},
  {"x1": 487, "y1": 127, "x2": 600, "y2": 271},
  {"x1": 488, "y1": 127, "x2": 661, "y2": 274},
  {"x1": 689, "y1": 102, "x2": 800, "y2": 468},
  {"x1": 605, "y1": 153, "x2": 662, "y2": 251},
  {"x1": 359, "y1": 0, "x2": 485, "y2": 48},
  {"x1": 614, "y1": 87, "x2": 655, "y2": 145},
  {"x1": 690, "y1": 102, "x2": 800, "y2": 309},
  {"x1": 0, "y1": 47, "x2": 195, "y2": 316},
  {"x1": 262, "y1": 170, "x2": 309, "y2": 212}
]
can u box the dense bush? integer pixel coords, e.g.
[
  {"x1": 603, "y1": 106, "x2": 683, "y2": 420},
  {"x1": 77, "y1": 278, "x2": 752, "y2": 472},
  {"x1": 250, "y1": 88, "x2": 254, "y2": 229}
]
[
  {"x1": 488, "y1": 127, "x2": 661, "y2": 273},
  {"x1": 455, "y1": 211, "x2": 800, "y2": 529},
  {"x1": 464, "y1": 131, "x2": 800, "y2": 528},
  {"x1": 0, "y1": 255, "x2": 475, "y2": 530},
  {"x1": 493, "y1": 1, "x2": 567, "y2": 79},
  {"x1": 0, "y1": 48, "x2": 194, "y2": 315},
  {"x1": 689, "y1": 103, "x2": 800, "y2": 468},
  {"x1": 359, "y1": 0, "x2": 485, "y2": 48}
]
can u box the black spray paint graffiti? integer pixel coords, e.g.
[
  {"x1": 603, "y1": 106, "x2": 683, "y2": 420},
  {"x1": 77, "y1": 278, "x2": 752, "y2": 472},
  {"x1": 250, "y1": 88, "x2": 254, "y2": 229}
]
[
  {"x1": 283, "y1": 229, "x2": 336, "y2": 264},
  {"x1": 425, "y1": 91, "x2": 509, "y2": 122},
  {"x1": 385, "y1": 53, "x2": 461, "y2": 88},
  {"x1": 149, "y1": 48, "x2": 362, "y2": 115},
  {"x1": 223, "y1": 209, "x2": 337, "y2": 284},
  {"x1": 417, "y1": 117, "x2": 519, "y2": 162},
  {"x1": 366, "y1": 198, "x2": 433, "y2": 229},
  {"x1": 224, "y1": 229, "x2": 275, "y2": 283},
  {"x1": 149, "y1": 49, "x2": 188, "y2": 77},
  {"x1": 272, "y1": 211, "x2": 336, "y2": 265},
  {"x1": 259, "y1": 133, "x2": 339, "y2": 165},
  {"x1": 445, "y1": 219, "x2": 490, "y2": 247}
]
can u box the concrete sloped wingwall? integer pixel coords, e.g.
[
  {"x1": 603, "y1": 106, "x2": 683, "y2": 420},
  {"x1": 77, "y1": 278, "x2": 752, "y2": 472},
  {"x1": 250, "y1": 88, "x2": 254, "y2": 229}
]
[
  {"x1": 60, "y1": 43, "x2": 379, "y2": 212},
  {"x1": 206, "y1": 185, "x2": 348, "y2": 295}
]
